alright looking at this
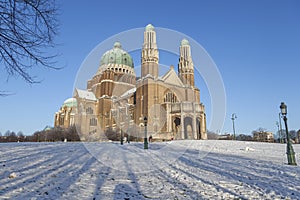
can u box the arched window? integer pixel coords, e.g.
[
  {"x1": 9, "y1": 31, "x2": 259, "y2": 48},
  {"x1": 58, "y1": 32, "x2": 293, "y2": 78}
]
[
  {"x1": 86, "y1": 107, "x2": 93, "y2": 114},
  {"x1": 164, "y1": 92, "x2": 178, "y2": 103},
  {"x1": 90, "y1": 118, "x2": 97, "y2": 126}
]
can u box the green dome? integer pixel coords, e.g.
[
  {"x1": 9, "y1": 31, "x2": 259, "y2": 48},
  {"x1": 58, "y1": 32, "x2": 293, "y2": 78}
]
[
  {"x1": 43, "y1": 126, "x2": 53, "y2": 131},
  {"x1": 145, "y1": 24, "x2": 155, "y2": 31},
  {"x1": 100, "y1": 42, "x2": 134, "y2": 68},
  {"x1": 181, "y1": 38, "x2": 190, "y2": 46},
  {"x1": 63, "y1": 98, "x2": 77, "y2": 108}
]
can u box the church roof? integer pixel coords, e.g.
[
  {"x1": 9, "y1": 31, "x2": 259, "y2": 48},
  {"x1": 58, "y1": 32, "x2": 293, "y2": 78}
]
[
  {"x1": 120, "y1": 87, "x2": 136, "y2": 98},
  {"x1": 99, "y1": 42, "x2": 134, "y2": 68},
  {"x1": 161, "y1": 67, "x2": 184, "y2": 87},
  {"x1": 75, "y1": 89, "x2": 97, "y2": 101}
]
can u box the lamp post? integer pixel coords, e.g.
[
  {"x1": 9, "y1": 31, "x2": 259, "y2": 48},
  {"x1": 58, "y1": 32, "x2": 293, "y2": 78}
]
[
  {"x1": 276, "y1": 121, "x2": 280, "y2": 143},
  {"x1": 139, "y1": 117, "x2": 143, "y2": 142},
  {"x1": 120, "y1": 122, "x2": 124, "y2": 145},
  {"x1": 144, "y1": 116, "x2": 148, "y2": 149},
  {"x1": 127, "y1": 113, "x2": 133, "y2": 143},
  {"x1": 129, "y1": 118, "x2": 134, "y2": 144},
  {"x1": 231, "y1": 113, "x2": 237, "y2": 140},
  {"x1": 127, "y1": 116, "x2": 130, "y2": 144},
  {"x1": 126, "y1": 114, "x2": 132, "y2": 144},
  {"x1": 280, "y1": 102, "x2": 297, "y2": 165},
  {"x1": 125, "y1": 104, "x2": 131, "y2": 144},
  {"x1": 279, "y1": 113, "x2": 283, "y2": 143},
  {"x1": 119, "y1": 108, "x2": 124, "y2": 145}
]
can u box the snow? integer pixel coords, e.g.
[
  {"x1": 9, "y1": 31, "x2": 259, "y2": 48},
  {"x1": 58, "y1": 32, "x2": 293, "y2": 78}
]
[{"x1": 0, "y1": 140, "x2": 299, "y2": 200}]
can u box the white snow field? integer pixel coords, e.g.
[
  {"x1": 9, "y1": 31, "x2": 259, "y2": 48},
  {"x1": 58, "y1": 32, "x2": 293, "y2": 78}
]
[{"x1": 0, "y1": 140, "x2": 300, "y2": 200}]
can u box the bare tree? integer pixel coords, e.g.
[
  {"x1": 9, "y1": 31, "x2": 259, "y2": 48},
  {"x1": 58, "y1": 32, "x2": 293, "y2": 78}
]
[
  {"x1": 0, "y1": 0, "x2": 59, "y2": 85},
  {"x1": 236, "y1": 134, "x2": 253, "y2": 141},
  {"x1": 17, "y1": 130, "x2": 24, "y2": 137},
  {"x1": 289, "y1": 130, "x2": 297, "y2": 140},
  {"x1": 206, "y1": 130, "x2": 220, "y2": 140},
  {"x1": 4, "y1": 130, "x2": 11, "y2": 136}
]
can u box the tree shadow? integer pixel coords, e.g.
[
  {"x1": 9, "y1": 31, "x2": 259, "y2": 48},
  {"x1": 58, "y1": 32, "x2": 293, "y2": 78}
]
[
  {"x1": 176, "y1": 149, "x2": 300, "y2": 198},
  {"x1": 113, "y1": 183, "x2": 137, "y2": 200},
  {"x1": 111, "y1": 145, "x2": 146, "y2": 200},
  {"x1": 0, "y1": 143, "x2": 112, "y2": 199}
]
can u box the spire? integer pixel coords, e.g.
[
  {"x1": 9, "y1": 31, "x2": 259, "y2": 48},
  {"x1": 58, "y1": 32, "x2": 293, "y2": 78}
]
[
  {"x1": 141, "y1": 24, "x2": 159, "y2": 78},
  {"x1": 178, "y1": 39, "x2": 194, "y2": 86}
]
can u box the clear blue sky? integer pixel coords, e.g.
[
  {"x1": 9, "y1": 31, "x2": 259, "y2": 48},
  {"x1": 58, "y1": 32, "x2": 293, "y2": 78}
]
[{"x1": 0, "y1": 0, "x2": 299, "y2": 136}]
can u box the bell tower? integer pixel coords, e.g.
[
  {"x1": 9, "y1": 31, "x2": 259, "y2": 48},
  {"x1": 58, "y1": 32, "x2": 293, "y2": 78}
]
[
  {"x1": 141, "y1": 24, "x2": 159, "y2": 78},
  {"x1": 178, "y1": 39, "x2": 194, "y2": 86}
]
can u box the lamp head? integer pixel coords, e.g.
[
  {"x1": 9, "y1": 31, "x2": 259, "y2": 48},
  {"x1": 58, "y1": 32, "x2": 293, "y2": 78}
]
[
  {"x1": 231, "y1": 113, "x2": 237, "y2": 120},
  {"x1": 280, "y1": 102, "x2": 287, "y2": 115}
]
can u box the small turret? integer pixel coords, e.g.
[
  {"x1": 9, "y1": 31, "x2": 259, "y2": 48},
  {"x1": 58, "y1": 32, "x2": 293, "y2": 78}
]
[{"x1": 178, "y1": 38, "x2": 194, "y2": 86}]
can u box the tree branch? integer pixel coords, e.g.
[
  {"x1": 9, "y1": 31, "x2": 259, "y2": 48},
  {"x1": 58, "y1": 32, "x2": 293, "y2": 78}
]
[{"x1": 0, "y1": 0, "x2": 59, "y2": 84}]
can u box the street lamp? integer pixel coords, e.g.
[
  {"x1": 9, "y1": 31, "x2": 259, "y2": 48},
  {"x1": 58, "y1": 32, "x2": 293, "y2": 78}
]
[
  {"x1": 126, "y1": 114, "x2": 132, "y2": 144},
  {"x1": 280, "y1": 102, "x2": 297, "y2": 165},
  {"x1": 124, "y1": 104, "x2": 131, "y2": 144},
  {"x1": 231, "y1": 113, "x2": 237, "y2": 140},
  {"x1": 139, "y1": 116, "x2": 143, "y2": 142},
  {"x1": 120, "y1": 122, "x2": 124, "y2": 145},
  {"x1": 119, "y1": 108, "x2": 124, "y2": 145},
  {"x1": 276, "y1": 121, "x2": 280, "y2": 143},
  {"x1": 144, "y1": 116, "x2": 148, "y2": 149}
]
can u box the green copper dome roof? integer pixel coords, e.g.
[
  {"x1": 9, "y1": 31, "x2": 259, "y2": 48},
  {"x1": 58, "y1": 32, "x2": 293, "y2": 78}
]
[
  {"x1": 63, "y1": 98, "x2": 77, "y2": 108},
  {"x1": 145, "y1": 24, "x2": 155, "y2": 31},
  {"x1": 100, "y1": 42, "x2": 134, "y2": 68},
  {"x1": 181, "y1": 38, "x2": 190, "y2": 46}
]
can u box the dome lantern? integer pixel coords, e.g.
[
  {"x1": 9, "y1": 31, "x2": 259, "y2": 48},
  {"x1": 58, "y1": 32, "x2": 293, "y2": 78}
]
[
  {"x1": 181, "y1": 38, "x2": 190, "y2": 46},
  {"x1": 114, "y1": 41, "x2": 122, "y2": 48},
  {"x1": 145, "y1": 24, "x2": 155, "y2": 31}
]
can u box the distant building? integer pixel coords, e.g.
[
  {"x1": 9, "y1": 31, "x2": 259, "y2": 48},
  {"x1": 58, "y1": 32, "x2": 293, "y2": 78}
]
[
  {"x1": 296, "y1": 130, "x2": 300, "y2": 144},
  {"x1": 218, "y1": 134, "x2": 233, "y2": 140},
  {"x1": 55, "y1": 24, "x2": 207, "y2": 141},
  {"x1": 253, "y1": 131, "x2": 274, "y2": 143}
]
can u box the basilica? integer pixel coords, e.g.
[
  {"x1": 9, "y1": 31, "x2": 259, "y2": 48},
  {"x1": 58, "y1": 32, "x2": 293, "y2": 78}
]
[{"x1": 54, "y1": 24, "x2": 207, "y2": 141}]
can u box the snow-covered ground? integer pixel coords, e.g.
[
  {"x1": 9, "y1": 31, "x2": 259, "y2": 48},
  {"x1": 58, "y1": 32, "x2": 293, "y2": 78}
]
[{"x1": 0, "y1": 140, "x2": 299, "y2": 200}]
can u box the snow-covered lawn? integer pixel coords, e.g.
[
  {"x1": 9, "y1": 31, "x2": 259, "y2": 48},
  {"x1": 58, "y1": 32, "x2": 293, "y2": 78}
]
[{"x1": 0, "y1": 140, "x2": 299, "y2": 199}]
